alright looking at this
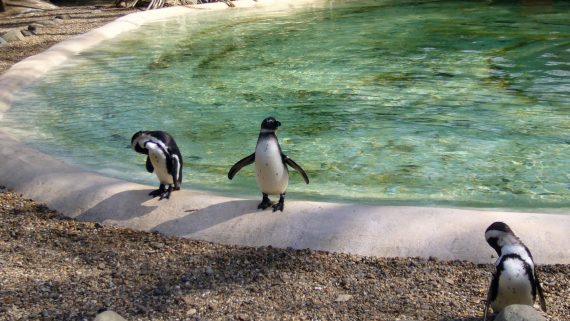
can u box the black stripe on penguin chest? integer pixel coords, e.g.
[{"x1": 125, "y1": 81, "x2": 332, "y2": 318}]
[
  {"x1": 146, "y1": 142, "x2": 173, "y2": 175},
  {"x1": 493, "y1": 253, "x2": 536, "y2": 301}
]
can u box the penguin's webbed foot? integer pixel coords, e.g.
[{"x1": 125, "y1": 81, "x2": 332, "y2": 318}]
[
  {"x1": 272, "y1": 194, "x2": 285, "y2": 212},
  {"x1": 258, "y1": 194, "x2": 272, "y2": 210},
  {"x1": 272, "y1": 202, "x2": 284, "y2": 212},
  {"x1": 149, "y1": 184, "x2": 173, "y2": 200},
  {"x1": 149, "y1": 184, "x2": 166, "y2": 198},
  {"x1": 159, "y1": 185, "x2": 174, "y2": 200}
]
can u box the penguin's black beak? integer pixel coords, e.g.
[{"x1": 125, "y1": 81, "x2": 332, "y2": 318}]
[{"x1": 276, "y1": 121, "x2": 281, "y2": 127}]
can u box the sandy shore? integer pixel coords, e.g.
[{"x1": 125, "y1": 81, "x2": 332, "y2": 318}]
[{"x1": 1, "y1": 2, "x2": 569, "y2": 321}]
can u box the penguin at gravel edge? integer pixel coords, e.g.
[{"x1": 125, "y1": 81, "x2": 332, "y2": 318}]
[
  {"x1": 227, "y1": 117, "x2": 309, "y2": 212},
  {"x1": 483, "y1": 221, "x2": 547, "y2": 321},
  {"x1": 131, "y1": 131, "x2": 183, "y2": 200}
]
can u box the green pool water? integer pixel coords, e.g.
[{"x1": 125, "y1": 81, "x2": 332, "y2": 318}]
[{"x1": 4, "y1": 0, "x2": 570, "y2": 211}]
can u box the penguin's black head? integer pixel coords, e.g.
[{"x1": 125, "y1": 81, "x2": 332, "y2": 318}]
[
  {"x1": 485, "y1": 221, "x2": 518, "y2": 256},
  {"x1": 486, "y1": 221, "x2": 512, "y2": 234},
  {"x1": 260, "y1": 117, "x2": 281, "y2": 131},
  {"x1": 131, "y1": 131, "x2": 144, "y2": 145},
  {"x1": 131, "y1": 131, "x2": 149, "y2": 154}
]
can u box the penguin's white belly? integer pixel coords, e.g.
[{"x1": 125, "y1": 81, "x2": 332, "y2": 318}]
[
  {"x1": 255, "y1": 141, "x2": 288, "y2": 195},
  {"x1": 147, "y1": 143, "x2": 173, "y2": 185},
  {"x1": 492, "y1": 259, "x2": 533, "y2": 312}
]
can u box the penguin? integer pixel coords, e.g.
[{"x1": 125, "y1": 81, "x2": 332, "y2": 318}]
[
  {"x1": 483, "y1": 221, "x2": 547, "y2": 321},
  {"x1": 228, "y1": 117, "x2": 309, "y2": 212},
  {"x1": 131, "y1": 130, "x2": 183, "y2": 200}
]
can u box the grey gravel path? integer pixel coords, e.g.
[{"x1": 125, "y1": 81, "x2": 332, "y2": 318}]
[{"x1": 1, "y1": 188, "x2": 569, "y2": 321}]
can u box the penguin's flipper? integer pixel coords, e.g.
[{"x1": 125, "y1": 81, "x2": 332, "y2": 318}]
[
  {"x1": 282, "y1": 154, "x2": 309, "y2": 184},
  {"x1": 535, "y1": 269, "x2": 547, "y2": 312},
  {"x1": 146, "y1": 156, "x2": 154, "y2": 173},
  {"x1": 483, "y1": 290, "x2": 490, "y2": 321},
  {"x1": 171, "y1": 155, "x2": 181, "y2": 190},
  {"x1": 483, "y1": 273, "x2": 498, "y2": 321},
  {"x1": 228, "y1": 153, "x2": 255, "y2": 180}
]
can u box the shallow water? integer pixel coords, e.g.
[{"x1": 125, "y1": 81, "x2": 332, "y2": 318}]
[{"x1": 4, "y1": 0, "x2": 570, "y2": 211}]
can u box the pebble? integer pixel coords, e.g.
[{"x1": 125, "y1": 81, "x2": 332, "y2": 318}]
[
  {"x1": 335, "y1": 294, "x2": 353, "y2": 302},
  {"x1": 94, "y1": 310, "x2": 127, "y2": 321}
]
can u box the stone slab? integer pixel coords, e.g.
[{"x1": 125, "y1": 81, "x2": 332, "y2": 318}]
[{"x1": 1, "y1": 29, "x2": 25, "y2": 42}]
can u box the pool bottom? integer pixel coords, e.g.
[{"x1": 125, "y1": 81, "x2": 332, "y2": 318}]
[{"x1": 4, "y1": 0, "x2": 570, "y2": 210}]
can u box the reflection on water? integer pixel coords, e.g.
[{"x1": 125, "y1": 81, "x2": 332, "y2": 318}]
[{"x1": 4, "y1": 0, "x2": 570, "y2": 211}]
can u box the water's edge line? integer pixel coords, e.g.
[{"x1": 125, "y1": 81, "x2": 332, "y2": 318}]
[{"x1": 0, "y1": 0, "x2": 568, "y2": 264}]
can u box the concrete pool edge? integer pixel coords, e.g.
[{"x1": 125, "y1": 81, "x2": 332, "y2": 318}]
[{"x1": 1, "y1": 1, "x2": 569, "y2": 264}]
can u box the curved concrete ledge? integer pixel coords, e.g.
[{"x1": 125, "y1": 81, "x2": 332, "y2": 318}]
[{"x1": 1, "y1": 1, "x2": 569, "y2": 264}]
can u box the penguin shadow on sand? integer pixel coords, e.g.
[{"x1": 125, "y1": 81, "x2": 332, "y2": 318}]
[
  {"x1": 151, "y1": 199, "x2": 261, "y2": 236},
  {"x1": 77, "y1": 188, "x2": 161, "y2": 222}
]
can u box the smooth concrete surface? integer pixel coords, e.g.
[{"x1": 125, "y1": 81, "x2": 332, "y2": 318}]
[{"x1": 0, "y1": 1, "x2": 569, "y2": 264}]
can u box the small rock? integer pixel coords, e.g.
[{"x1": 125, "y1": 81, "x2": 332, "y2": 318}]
[
  {"x1": 205, "y1": 266, "x2": 214, "y2": 275},
  {"x1": 186, "y1": 308, "x2": 197, "y2": 316},
  {"x1": 236, "y1": 313, "x2": 250, "y2": 321},
  {"x1": 495, "y1": 304, "x2": 547, "y2": 321},
  {"x1": 27, "y1": 24, "x2": 38, "y2": 33},
  {"x1": 94, "y1": 310, "x2": 127, "y2": 321},
  {"x1": 1, "y1": 30, "x2": 25, "y2": 43},
  {"x1": 335, "y1": 294, "x2": 353, "y2": 302},
  {"x1": 0, "y1": 37, "x2": 7, "y2": 47},
  {"x1": 21, "y1": 30, "x2": 34, "y2": 37},
  {"x1": 151, "y1": 242, "x2": 164, "y2": 249},
  {"x1": 54, "y1": 14, "x2": 71, "y2": 20},
  {"x1": 444, "y1": 277, "x2": 454, "y2": 285}
]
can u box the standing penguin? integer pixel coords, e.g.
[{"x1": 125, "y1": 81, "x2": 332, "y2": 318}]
[
  {"x1": 131, "y1": 130, "x2": 183, "y2": 200},
  {"x1": 228, "y1": 117, "x2": 309, "y2": 212},
  {"x1": 483, "y1": 221, "x2": 547, "y2": 321}
]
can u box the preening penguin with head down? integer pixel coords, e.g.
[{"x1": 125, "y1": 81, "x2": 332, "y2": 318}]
[
  {"x1": 228, "y1": 117, "x2": 309, "y2": 212},
  {"x1": 131, "y1": 130, "x2": 183, "y2": 200},
  {"x1": 483, "y1": 221, "x2": 547, "y2": 321}
]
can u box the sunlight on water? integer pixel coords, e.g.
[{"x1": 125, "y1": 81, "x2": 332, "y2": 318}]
[{"x1": 4, "y1": 0, "x2": 570, "y2": 211}]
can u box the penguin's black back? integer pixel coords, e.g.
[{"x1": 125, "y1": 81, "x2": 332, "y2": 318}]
[{"x1": 137, "y1": 131, "x2": 182, "y2": 159}]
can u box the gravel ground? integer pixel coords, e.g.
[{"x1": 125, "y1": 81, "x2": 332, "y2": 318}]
[
  {"x1": 0, "y1": 1, "x2": 136, "y2": 74},
  {"x1": 1, "y1": 188, "x2": 569, "y2": 321},
  {"x1": 1, "y1": 2, "x2": 570, "y2": 321}
]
